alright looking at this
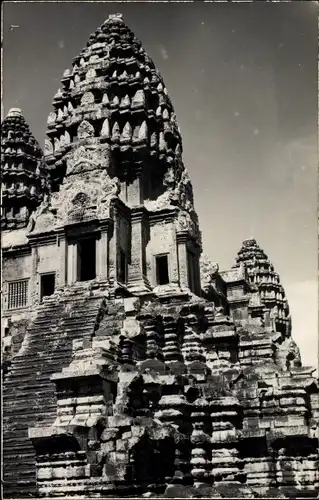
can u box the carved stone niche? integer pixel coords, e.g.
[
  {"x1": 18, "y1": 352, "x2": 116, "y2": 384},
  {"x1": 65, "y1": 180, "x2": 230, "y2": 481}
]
[{"x1": 67, "y1": 192, "x2": 92, "y2": 223}]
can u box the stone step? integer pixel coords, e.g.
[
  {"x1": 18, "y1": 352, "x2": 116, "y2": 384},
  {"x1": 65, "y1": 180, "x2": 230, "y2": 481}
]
[
  {"x1": 3, "y1": 384, "x2": 55, "y2": 396},
  {"x1": 36, "y1": 306, "x2": 100, "y2": 317},
  {"x1": 29, "y1": 320, "x2": 61, "y2": 328},
  {"x1": 33, "y1": 305, "x2": 63, "y2": 313},
  {"x1": 3, "y1": 404, "x2": 56, "y2": 418},
  {"x1": 3, "y1": 384, "x2": 56, "y2": 400},
  {"x1": 3, "y1": 444, "x2": 35, "y2": 456},
  {"x1": 12, "y1": 341, "x2": 73, "y2": 352},
  {"x1": 3, "y1": 483, "x2": 36, "y2": 497},
  {"x1": 4, "y1": 420, "x2": 55, "y2": 432},
  {"x1": 3, "y1": 453, "x2": 34, "y2": 462},
  {"x1": 11, "y1": 351, "x2": 72, "y2": 363},
  {"x1": 3, "y1": 386, "x2": 56, "y2": 399},
  {"x1": 8, "y1": 357, "x2": 69, "y2": 369},
  {"x1": 31, "y1": 311, "x2": 99, "y2": 323},
  {"x1": 4, "y1": 452, "x2": 35, "y2": 461},
  {"x1": 2, "y1": 434, "x2": 32, "y2": 444},
  {"x1": 4, "y1": 423, "x2": 55, "y2": 437},
  {"x1": 3, "y1": 430, "x2": 28, "y2": 440},
  {"x1": 28, "y1": 322, "x2": 97, "y2": 335},
  {"x1": 3, "y1": 399, "x2": 56, "y2": 411},
  {"x1": 4, "y1": 376, "x2": 56, "y2": 388},
  {"x1": 3, "y1": 395, "x2": 56, "y2": 405},
  {"x1": 7, "y1": 361, "x2": 70, "y2": 377},
  {"x1": 27, "y1": 330, "x2": 94, "y2": 343},
  {"x1": 7, "y1": 359, "x2": 71, "y2": 373},
  {"x1": 4, "y1": 470, "x2": 36, "y2": 481},
  {"x1": 8, "y1": 352, "x2": 71, "y2": 366},
  {"x1": 5, "y1": 382, "x2": 57, "y2": 395}
]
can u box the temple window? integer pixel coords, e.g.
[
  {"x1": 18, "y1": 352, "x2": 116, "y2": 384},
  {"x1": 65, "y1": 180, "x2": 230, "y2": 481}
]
[
  {"x1": 118, "y1": 248, "x2": 127, "y2": 284},
  {"x1": 77, "y1": 236, "x2": 96, "y2": 281},
  {"x1": 40, "y1": 273, "x2": 55, "y2": 302},
  {"x1": 155, "y1": 254, "x2": 169, "y2": 285},
  {"x1": 8, "y1": 279, "x2": 28, "y2": 310},
  {"x1": 187, "y1": 249, "x2": 199, "y2": 294}
]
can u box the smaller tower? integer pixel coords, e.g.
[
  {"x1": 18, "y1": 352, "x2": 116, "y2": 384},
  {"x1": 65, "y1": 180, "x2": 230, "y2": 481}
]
[
  {"x1": 235, "y1": 238, "x2": 291, "y2": 336},
  {"x1": 1, "y1": 108, "x2": 50, "y2": 229}
]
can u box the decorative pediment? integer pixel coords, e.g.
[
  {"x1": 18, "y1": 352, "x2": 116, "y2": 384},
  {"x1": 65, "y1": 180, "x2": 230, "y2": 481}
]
[
  {"x1": 78, "y1": 120, "x2": 94, "y2": 139},
  {"x1": 53, "y1": 171, "x2": 120, "y2": 224}
]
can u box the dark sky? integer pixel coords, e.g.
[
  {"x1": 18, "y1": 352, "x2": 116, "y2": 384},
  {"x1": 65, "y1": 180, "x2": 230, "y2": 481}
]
[{"x1": 3, "y1": 1, "x2": 318, "y2": 363}]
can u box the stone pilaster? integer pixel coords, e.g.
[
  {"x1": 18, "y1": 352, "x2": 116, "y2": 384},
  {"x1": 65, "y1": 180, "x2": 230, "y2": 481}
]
[
  {"x1": 127, "y1": 177, "x2": 143, "y2": 206},
  {"x1": 67, "y1": 242, "x2": 77, "y2": 285},
  {"x1": 57, "y1": 231, "x2": 67, "y2": 288},
  {"x1": 96, "y1": 221, "x2": 111, "y2": 282},
  {"x1": 176, "y1": 231, "x2": 189, "y2": 290},
  {"x1": 30, "y1": 243, "x2": 39, "y2": 305},
  {"x1": 127, "y1": 206, "x2": 151, "y2": 294},
  {"x1": 108, "y1": 208, "x2": 118, "y2": 285}
]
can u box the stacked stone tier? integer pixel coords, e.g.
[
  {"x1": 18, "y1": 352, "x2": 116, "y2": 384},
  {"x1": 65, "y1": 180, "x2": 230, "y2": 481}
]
[
  {"x1": 2, "y1": 287, "x2": 318, "y2": 498},
  {"x1": 235, "y1": 239, "x2": 291, "y2": 335},
  {"x1": 1, "y1": 109, "x2": 50, "y2": 228},
  {"x1": 45, "y1": 15, "x2": 183, "y2": 191}
]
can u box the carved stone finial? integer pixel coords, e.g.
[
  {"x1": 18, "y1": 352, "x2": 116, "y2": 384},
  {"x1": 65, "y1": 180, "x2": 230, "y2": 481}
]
[
  {"x1": 106, "y1": 13, "x2": 123, "y2": 22},
  {"x1": 7, "y1": 108, "x2": 22, "y2": 117}
]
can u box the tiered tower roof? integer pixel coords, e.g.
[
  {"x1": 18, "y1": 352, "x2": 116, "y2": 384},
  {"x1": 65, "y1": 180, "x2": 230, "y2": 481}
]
[
  {"x1": 45, "y1": 13, "x2": 185, "y2": 201},
  {"x1": 235, "y1": 238, "x2": 291, "y2": 336},
  {"x1": 1, "y1": 108, "x2": 50, "y2": 229}
]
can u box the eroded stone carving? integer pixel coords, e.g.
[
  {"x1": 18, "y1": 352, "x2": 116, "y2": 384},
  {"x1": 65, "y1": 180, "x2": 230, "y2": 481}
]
[{"x1": 78, "y1": 120, "x2": 95, "y2": 139}]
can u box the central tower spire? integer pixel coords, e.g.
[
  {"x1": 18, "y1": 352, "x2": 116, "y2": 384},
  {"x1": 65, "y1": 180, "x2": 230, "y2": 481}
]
[
  {"x1": 45, "y1": 13, "x2": 193, "y2": 212},
  {"x1": 29, "y1": 14, "x2": 201, "y2": 297}
]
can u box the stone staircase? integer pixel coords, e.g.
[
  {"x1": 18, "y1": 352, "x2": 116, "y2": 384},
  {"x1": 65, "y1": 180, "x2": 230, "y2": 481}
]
[{"x1": 2, "y1": 287, "x2": 106, "y2": 498}]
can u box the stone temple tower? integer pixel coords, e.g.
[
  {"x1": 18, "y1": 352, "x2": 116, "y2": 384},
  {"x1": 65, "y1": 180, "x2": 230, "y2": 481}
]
[
  {"x1": 1, "y1": 108, "x2": 50, "y2": 229},
  {"x1": 2, "y1": 14, "x2": 319, "y2": 500},
  {"x1": 39, "y1": 12, "x2": 201, "y2": 298},
  {"x1": 235, "y1": 239, "x2": 291, "y2": 337}
]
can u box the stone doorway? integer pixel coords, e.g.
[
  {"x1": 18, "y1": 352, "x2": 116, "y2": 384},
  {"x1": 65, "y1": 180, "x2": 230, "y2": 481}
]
[{"x1": 77, "y1": 237, "x2": 96, "y2": 282}]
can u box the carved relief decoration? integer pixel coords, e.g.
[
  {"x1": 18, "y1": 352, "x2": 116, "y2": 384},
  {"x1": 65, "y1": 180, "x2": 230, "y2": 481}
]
[
  {"x1": 27, "y1": 194, "x2": 58, "y2": 234},
  {"x1": 55, "y1": 169, "x2": 120, "y2": 224},
  {"x1": 65, "y1": 144, "x2": 111, "y2": 177},
  {"x1": 175, "y1": 209, "x2": 202, "y2": 245},
  {"x1": 77, "y1": 120, "x2": 95, "y2": 139},
  {"x1": 200, "y1": 254, "x2": 220, "y2": 293},
  {"x1": 27, "y1": 168, "x2": 120, "y2": 231}
]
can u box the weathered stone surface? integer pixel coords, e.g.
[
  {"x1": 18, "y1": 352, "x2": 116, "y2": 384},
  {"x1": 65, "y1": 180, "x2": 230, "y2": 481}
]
[{"x1": 1, "y1": 12, "x2": 318, "y2": 500}]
